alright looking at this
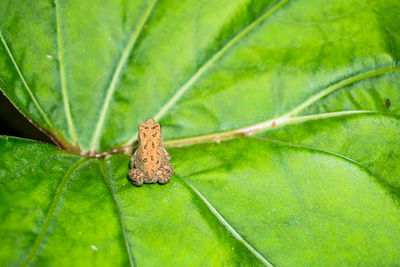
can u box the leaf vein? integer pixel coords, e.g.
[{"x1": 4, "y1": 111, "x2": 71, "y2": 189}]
[
  {"x1": 98, "y1": 160, "x2": 135, "y2": 267},
  {"x1": 0, "y1": 151, "x2": 62, "y2": 182},
  {"x1": 285, "y1": 65, "x2": 400, "y2": 117},
  {"x1": 163, "y1": 110, "x2": 391, "y2": 148},
  {"x1": 175, "y1": 174, "x2": 274, "y2": 267},
  {"x1": 0, "y1": 32, "x2": 54, "y2": 130},
  {"x1": 123, "y1": 0, "x2": 290, "y2": 146},
  {"x1": 89, "y1": 0, "x2": 158, "y2": 152},
  {"x1": 247, "y1": 136, "x2": 400, "y2": 198},
  {"x1": 160, "y1": 64, "x2": 400, "y2": 148},
  {"x1": 20, "y1": 157, "x2": 88, "y2": 267},
  {"x1": 55, "y1": 0, "x2": 79, "y2": 145}
]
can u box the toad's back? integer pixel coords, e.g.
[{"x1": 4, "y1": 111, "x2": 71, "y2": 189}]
[{"x1": 136, "y1": 119, "x2": 164, "y2": 178}]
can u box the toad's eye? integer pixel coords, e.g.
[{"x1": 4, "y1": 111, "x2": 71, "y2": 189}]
[
  {"x1": 151, "y1": 125, "x2": 157, "y2": 129},
  {"x1": 144, "y1": 126, "x2": 149, "y2": 129}
]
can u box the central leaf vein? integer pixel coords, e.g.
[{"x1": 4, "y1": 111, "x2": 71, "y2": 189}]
[
  {"x1": 0, "y1": 32, "x2": 54, "y2": 130},
  {"x1": 160, "y1": 65, "x2": 400, "y2": 148},
  {"x1": 0, "y1": 151, "x2": 62, "y2": 182},
  {"x1": 21, "y1": 157, "x2": 87, "y2": 267},
  {"x1": 102, "y1": 62, "x2": 399, "y2": 156},
  {"x1": 247, "y1": 136, "x2": 400, "y2": 198},
  {"x1": 55, "y1": 0, "x2": 79, "y2": 146},
  {"x1": 175, "y1": 174, "x2": 274, "y2": 267},
  {"x1": 123, "y1": 0, "x2": 291, "y2": 146},
  {"x1": 89, "y1": 0, "x2": 158, "y2": 152},
  {"x1": 98, "y1": 160, "x2": 135, "y2": 267}
]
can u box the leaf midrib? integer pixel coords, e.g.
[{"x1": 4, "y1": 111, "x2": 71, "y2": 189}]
[
  {"x1": 0, "y1": 32, "x2": 54, "y2": 130},
  {"x1": 158, "y1": 66, "x2": 400, "y2": 148},
  {"x1": 116, "y1": 37, "x2": 398, "y2": 152},
  {"x1": 247, "y1": 136, "x2": 400, "y2": 199},
  {"x1": 163, "y1": 110, "x2": 381, "y2": 148},
  {"x1": 89, "y1": 0, "x2": 158, "y2": 152},
  {"x1": 55, "y1": 0, "x2": 79, "y2": 146},
  {"x1": 98, "y1": 160, "x2": 135, "y2": 267},
  {"x1": 20, "y1": 157, "x2": 87, "y2": 267},
  {"x1": 108, "y1": 110, "x2": 398, "y2": 156},
  {"x1": 0, "y1": 150, "x2": 62, "y2": 182},
  {"x1": 102, "y1": 64, "x2": 399, "y2": 156},
  {"x1": 285, "y1": 66, "x2": 400, "y2": 117},
  {"x1": 122, "y1": 0, "x2": 290, "y2": 147},
  {"x1": 175, "y1": 174, "x2": 274, "y2": 266},
  {"x1": 173, "y1": 136, "x2": 400, "y2": 265}
]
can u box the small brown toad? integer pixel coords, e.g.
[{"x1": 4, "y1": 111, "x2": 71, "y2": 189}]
[{"x1": 129, "y1": 118, "x2": 174, "y2": 186}]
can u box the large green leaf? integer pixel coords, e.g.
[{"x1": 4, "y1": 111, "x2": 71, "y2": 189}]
[
  {"x1": 1, "y1": 0, "x2": 400, "y2": 266},
  {"x1": 2, "y1": 136, "x2": 400, "y2": 266},
  {"x1": 1, "y1": 0, "x2": 399, "y2": 153}
]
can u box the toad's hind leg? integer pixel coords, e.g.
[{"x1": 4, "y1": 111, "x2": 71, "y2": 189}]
[
  {"x1": 155, "y1": 164, "x2": 174, "y2": 184},
  {"x1": 129, "y1": 168, "x2": 145, "y2": 187}
]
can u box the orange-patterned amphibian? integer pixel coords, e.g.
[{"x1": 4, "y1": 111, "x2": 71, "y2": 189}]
[{"x1": 129, "y1": 118, "x2": 174, "y2": 186}]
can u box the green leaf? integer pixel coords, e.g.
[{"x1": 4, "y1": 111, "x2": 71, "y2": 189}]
[
  {"x1": 2, "y1": 0, "x2": 398, "y2": 153},
  {"x1": 1, "y1": 0, "x2": 400, "y2": 265},
  {"x1": 257, "y1": 112, "x2": 400, "y2": 190},
  {"x1": 2, "y1": 136, "x2": 400, "y2": 266}
]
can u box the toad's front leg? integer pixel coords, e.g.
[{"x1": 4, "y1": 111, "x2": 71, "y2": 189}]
[{"x1": 163, "y1": 147, "x2": 171, "y2": 162}]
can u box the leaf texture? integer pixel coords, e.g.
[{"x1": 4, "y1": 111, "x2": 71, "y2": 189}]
[{"x1": 1, "y1": 0, "x2": 400, "y2": 266}]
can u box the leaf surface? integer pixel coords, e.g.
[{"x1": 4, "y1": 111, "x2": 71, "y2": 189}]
[
  {"x1": 1, "y1": 137, "x2": 400, "y2": 266},
  {"x1": 1, "y1": 0, "x2": 400, "y2": 266},
  {"x1": 1, "y1": 0, "x2": 398, "y2": 153}
]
